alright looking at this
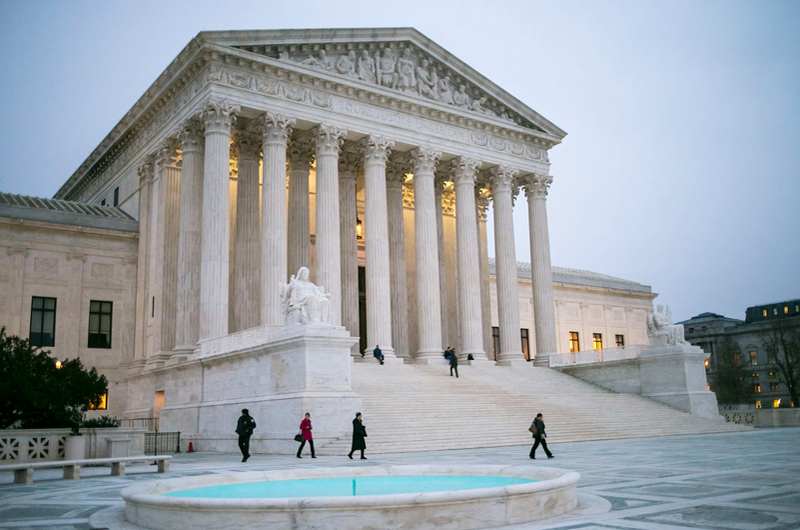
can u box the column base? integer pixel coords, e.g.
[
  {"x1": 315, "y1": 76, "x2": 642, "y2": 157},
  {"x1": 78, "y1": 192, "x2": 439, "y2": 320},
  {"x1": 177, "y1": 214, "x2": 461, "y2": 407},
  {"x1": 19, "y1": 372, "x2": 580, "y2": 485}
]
[
  {"x1": 495, "y1": 359, "x2": 531, "y2": 367},
  {"x1": 413, "y1": 357, "x2": 449, "y2": 365},
  {"x1": 533, "y1": 353, "x2": 555, "y2": 368}
]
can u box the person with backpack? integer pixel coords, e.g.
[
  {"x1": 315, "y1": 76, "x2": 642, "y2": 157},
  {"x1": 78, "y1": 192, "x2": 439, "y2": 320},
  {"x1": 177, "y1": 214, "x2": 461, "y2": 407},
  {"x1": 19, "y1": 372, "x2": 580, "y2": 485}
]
[{"x1": 529, "y1": 413, "x2": 553, "y2": 459}]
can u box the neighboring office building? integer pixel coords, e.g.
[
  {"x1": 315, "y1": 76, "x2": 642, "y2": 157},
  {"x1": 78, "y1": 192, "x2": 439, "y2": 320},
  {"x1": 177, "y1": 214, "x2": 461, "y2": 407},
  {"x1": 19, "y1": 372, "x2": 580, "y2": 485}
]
[{"x1": 680, "y1": 299, "x2": 800, "y2": 409}]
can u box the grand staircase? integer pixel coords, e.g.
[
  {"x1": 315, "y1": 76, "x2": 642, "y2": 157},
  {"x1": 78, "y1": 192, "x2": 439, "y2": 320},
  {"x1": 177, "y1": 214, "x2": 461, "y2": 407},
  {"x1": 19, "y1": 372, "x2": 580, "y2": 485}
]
[{"x1": 317, "y1": 361, "x2": 750, "y2": 455}]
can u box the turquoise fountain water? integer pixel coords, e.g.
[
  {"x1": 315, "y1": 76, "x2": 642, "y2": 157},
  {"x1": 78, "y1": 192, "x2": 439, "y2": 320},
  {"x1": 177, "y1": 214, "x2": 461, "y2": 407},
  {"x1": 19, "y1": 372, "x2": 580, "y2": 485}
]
[{"x1": 166, "y1": 475, "x2": 536, "y2": 498}]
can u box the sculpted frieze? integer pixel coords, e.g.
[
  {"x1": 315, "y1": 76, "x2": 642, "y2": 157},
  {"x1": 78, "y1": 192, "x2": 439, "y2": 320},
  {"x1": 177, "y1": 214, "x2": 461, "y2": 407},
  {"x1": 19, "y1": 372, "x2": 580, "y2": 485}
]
[{"x1": 238, "y1": 42, "x2": 538, "y2": 130}]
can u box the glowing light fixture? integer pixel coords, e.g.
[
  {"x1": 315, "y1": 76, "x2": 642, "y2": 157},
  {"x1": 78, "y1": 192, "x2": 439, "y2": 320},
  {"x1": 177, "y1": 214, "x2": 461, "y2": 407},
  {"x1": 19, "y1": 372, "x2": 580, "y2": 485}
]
[{"x1": 55, "y1": 360, "x2": 62, "y2": 370}]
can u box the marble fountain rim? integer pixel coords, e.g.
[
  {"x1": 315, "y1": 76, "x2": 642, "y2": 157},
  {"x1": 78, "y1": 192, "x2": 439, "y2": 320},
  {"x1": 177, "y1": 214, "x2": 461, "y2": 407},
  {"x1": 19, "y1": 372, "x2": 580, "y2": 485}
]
[{"x1": 121, "y1": 464, "x2": 580, "y2": 510}]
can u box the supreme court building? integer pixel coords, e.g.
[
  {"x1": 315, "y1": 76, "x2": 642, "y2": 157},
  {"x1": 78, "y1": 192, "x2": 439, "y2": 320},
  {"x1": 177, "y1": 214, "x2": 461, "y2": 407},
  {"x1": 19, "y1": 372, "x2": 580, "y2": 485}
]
[{"x1": 0, "y1": 29, "x2": 655, "y2": 436}]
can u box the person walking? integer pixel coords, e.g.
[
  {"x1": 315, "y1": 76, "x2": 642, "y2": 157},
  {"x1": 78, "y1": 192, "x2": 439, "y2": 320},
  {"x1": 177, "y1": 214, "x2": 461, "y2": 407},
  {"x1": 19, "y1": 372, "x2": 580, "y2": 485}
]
[
  {"x1": 347, "y1": 412, "x2": 368, "y2": 459},
  {"x1": 235, "y1": 408, "x2": 257, "y2": 462},
  {"x1": 373, "y1": 345, "x2": 384, "y2": 365},
  {"x1": 529, "y1": 413, "x2": 554, "y2": 459},
  {"x1": 296, "y1": 412, "x2": 316, "y2": 458},
  {"x1": 449, "y1": 349, "x2": 459, "y2": 378}
]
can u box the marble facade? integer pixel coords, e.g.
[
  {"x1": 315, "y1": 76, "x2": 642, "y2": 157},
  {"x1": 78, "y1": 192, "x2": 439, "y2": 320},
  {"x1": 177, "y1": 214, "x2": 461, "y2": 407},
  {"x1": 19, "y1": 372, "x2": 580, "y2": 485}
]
[{"x1": 0, "y1": 29, "x2": 661, "y2": 448}]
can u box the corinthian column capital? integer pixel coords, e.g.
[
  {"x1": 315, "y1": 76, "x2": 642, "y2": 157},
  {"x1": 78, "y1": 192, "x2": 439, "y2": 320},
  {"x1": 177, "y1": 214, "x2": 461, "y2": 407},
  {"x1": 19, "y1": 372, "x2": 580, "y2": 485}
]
[
  {"x1": 234, "y1": 129, "x2": 262, "y2": 160},
  {"x1": 338, "y1": 150, "x2": 361, "y2": 177},
  {"x1": 450, "y1": 156, "x2": 482, "y2": 186},
  {"x1": 154, "y1": 138, "x2": 181, "y2": 171},
  {"x1": 288, "y1": 140, "x2": 313, "y2": 171},
  {"x1": 386, "y1": 159, "x2": 408, "y2": 189},
  {"x1": 523, "y1": 172, "x2": 554, "y2": 199},
  {"x1": 485, "y1": 165, "x2": 519, "y2": 193},
  {"x1": 177, "y1": 118, "x2": 205, "y2": 153},
  {"x1": 199, "y1": 99, "x2": 240, "y2": 134},
  {"x1": 358, "y1": 135, "x2": 395, "y2": 165},
  {"x1": 258, "y1": 112, "x2": 296, "y2": 146},
  {"x1": 137, "y1": 155, "x2": 155, "y2": 186},
  {"x1": 311, "y1": 124, "x2": 347, "y2": 156},
  {"x1": 405, "y1": 147, "x2": 442, "y2": 175}
]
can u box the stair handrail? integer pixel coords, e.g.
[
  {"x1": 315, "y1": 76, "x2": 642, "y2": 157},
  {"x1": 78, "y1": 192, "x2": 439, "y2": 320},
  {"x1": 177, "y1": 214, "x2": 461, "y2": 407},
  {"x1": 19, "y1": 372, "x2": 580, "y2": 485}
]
[{"x1": 548, "y1": 345, "x2": 646, "y2": 367}]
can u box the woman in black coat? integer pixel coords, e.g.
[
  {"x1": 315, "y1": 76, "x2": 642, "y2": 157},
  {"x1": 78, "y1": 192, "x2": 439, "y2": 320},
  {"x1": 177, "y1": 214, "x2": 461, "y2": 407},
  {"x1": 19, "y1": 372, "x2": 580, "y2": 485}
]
[{"x1": 348, "y1": 412, "x2": 368, "y2": 459}]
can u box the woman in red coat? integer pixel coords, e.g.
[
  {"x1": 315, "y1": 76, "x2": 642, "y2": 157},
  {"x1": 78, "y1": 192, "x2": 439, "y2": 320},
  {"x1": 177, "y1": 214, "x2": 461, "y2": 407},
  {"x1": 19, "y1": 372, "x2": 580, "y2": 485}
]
[{"x1": 297, "y1": 412, "x2": 316, "y2": 458}]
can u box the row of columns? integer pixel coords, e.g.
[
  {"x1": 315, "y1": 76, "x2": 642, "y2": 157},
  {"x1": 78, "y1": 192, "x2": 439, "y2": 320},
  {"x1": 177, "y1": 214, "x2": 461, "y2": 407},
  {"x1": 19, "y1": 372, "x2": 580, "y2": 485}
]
[{"x1": 138, "y1": 98, "x2": 557, "y2": 367}]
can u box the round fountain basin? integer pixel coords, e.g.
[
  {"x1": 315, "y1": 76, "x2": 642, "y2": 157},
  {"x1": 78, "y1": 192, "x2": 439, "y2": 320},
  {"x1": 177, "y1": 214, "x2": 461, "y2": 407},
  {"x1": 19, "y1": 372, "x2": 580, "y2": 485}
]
[{"x1": 121, "y1": 464, "x2": 580, "y2": 530}]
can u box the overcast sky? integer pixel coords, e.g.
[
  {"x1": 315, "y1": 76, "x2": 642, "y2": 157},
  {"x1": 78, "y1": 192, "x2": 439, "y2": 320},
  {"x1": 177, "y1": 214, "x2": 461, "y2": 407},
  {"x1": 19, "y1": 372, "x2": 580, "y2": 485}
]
[{"x1": 1, "y1": 0, "x2": 798, "y2": 322}]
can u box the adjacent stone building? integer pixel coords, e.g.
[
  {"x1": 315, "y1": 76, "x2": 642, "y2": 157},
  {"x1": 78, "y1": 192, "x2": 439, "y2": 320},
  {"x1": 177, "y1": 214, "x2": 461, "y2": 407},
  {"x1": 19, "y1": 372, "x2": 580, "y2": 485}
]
[{"x1": 681, "y1": 299, "x2": 800, "y2": 409}]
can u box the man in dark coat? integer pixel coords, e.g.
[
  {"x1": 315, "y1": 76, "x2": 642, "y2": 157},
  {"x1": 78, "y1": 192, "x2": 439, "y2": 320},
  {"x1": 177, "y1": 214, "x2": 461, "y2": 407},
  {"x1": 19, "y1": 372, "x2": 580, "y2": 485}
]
[
  {"x1": 236, "y1": 408, "x2": 257, "y2": 462},
  {"x1": 449, "y1": 350, "x2": 459, "y2": 378},
  {"x1": 373, "y1": 345, "x2": 384, "y2": 365},
  {"x1": 347, "y1": 412, "x2": 368, "y2": 459},
  {"x1": 529, "y1": 412, "x2": 553, "y2": 459}
]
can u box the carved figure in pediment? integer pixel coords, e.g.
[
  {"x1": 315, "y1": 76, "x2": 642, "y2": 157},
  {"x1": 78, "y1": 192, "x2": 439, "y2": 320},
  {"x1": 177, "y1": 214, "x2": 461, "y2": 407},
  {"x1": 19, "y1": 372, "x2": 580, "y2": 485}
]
[
  {"x1": 336, "y1": 51, "x2": 357, "y2": 78},
  {"x1": 453, "y1": 84, "x2": 471, "y2": 109},
  {"x1": 437, "y1": 75, "x2": 454, "y2": 105},
  {"x1": 278, "y1": 50, "x2": 291, "y2": 62},
  {"x1": 396, "y1": 48, "x2": 417, "y2": 93},
  {"x1": 416, "y1": 59, "x2": 438, "y2": 100},
  {"x1": 377, "y1": 47, "x2": 398, "y2": 89},
  {"x1": 471, "y1": 96, "x2": 496, "y2": 117},
  {"x1": 301, "y1": 49, "x2": 333, "y2": 71},
  {"x1": 357, "y1": 49, "x2": 377, "y2": 84}
]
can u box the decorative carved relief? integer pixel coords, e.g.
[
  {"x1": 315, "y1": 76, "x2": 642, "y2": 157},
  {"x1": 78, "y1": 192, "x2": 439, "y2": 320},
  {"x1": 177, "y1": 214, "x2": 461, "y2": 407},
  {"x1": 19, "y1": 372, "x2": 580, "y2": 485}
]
[
  {"x1": 405, "y1": 147, "x2": 441, "y2": 175},
  {"x1": 358, "y1": 135, "x2": 395, "y2": 165},
  {"x1": 311, "y1": 124, "x2": 346, "y2": 156},
  {"x1": 523, "y1": 172, "x2": 553, "y2": 200},
  {"x1": 91, "y1": 263, "x2": 114, "y2": 277},
  {"x1": 258, "y1": 112, "x2": 296, "y2": 145},
  {"x1": 199, "y1": 99, "x2": 240, "y2": 134},
  {"x1": 33, "y1": 257, "x2": 58, "y2": 273}
]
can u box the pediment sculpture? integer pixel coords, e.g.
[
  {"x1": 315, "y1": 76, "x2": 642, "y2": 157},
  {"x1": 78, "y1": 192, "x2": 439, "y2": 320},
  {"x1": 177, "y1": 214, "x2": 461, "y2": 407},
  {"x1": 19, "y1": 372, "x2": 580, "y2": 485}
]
[
  {"x1": 646, "y1": 305, "x2": 689, "y2": 348},
  {"x1": 281, "y1": 266, "x2": 332, "y2": 327},
  {"x1": 249, "y1": 43, "x2": 529, "y2": 128}
]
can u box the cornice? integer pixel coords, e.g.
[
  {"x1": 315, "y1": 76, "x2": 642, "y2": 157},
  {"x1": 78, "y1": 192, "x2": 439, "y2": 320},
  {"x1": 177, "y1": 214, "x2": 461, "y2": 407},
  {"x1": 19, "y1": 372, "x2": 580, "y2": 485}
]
[
  {"x1": 56, "y1": 34, "x2": 560, "y2": 203},
  {"x1": 0, "y1": 217, "x2": 139, "y2": 243}
]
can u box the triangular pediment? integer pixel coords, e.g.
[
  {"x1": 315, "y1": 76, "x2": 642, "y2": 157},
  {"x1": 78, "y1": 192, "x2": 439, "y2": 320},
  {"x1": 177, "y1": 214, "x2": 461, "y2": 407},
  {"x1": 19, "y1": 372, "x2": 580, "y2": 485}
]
[{"x1": 197, "y1": 28, "x2": 566, "y2": 140}]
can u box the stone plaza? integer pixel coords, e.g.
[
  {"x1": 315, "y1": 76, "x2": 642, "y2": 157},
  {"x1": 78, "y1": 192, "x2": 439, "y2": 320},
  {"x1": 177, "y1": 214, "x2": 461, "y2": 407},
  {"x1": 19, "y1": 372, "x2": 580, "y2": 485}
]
[{"x1": 1, "y1": 428, "x2": 799, "y2": 529}]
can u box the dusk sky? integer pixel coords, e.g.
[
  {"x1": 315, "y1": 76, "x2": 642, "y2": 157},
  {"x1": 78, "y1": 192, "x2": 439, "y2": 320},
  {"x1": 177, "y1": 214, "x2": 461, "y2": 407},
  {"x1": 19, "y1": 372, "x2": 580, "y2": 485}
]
[{"x1": 1, "y1": 0, "x2": 798, "y2": 322}]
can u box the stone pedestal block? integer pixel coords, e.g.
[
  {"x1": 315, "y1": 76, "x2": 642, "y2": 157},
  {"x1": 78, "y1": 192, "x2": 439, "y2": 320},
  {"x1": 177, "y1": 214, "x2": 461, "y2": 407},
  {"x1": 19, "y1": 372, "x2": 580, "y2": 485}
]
[
  {"x1": 105, "y1": 437, "x2": 132, "y2": 458},
  {"x1": 639, "y1": 345, "x2": 722, "y2": 420}
]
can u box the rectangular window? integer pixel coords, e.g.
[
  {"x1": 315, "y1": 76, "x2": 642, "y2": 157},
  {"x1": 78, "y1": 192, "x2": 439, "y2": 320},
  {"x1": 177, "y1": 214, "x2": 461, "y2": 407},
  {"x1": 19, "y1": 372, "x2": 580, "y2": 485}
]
[
  {"x1": 755, "y1": 400, "x2": 762, "y2": 409},
  {"x1": 733, "y1": 352, "x2": 740, "y2": 367},
  {"x1": 615, "y1": 334, "x2": 625, "y2": 347},
  {"x1": 770, "y1": 382, "x2": 779, "y2": 392},
  {"x1": 30, "y1": 296, "x2": 56, "y2": 347},
  {"x1": 592, "y1": 333, "x2": 603, "y2": 350},
  {"x1": 569, "y1": 332, "x2": 580, "y2": 353},
  {"x1": 113, "y1": 187, "x2": 119, "y2": 207},
  {"x1": 492, "y1": 327, "x2": 500, "y2": 361},
  {"x1": 785, "y1": 306, "x2": 789, "y2": 314},
  {"x1": 770, "y1": 371, "x2": 777, "y2": 379},
  {"x1": 101, "y1": 199, "x2": 106, "y2": 206},
  {"x1": 773, "y1": 308, "x2": 778, "y2": 315},
  {"x1": 754, "y1": 384, "x2": 761, "y2": 393},
  {"x1": 762, "y1": 309, "x2": 768, "y2": 317},
  {"x1": 749, "y1": 351, "x2": 757, "y2": 366},
  {"x1": 89, "y1": 390, "x2": 108, "y2": 410},
  {"x1": 767, "y1": 348, "x2": 777, "y2": 365},
  {"x1": 88, "y1": 300, "x2": 113, "y2": 348},
  {"x1": 752, "y1": 373, "x2": 759, "y2": 381},
  {"x1": 773, "y1": 399, "x2": 782, "y2": 408},
  {"x1": 520, "y1": 329, "x2": 530, "y2": 360}
]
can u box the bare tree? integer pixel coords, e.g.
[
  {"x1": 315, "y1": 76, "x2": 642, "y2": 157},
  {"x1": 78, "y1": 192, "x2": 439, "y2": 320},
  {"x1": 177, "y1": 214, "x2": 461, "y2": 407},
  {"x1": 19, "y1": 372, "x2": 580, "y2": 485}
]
[
  {"x1": 710, "y1": 335, "x2": 753, "y2": 405},
  {"x1": 759, "y1": 316, "x2": 800, "y2": 407}
]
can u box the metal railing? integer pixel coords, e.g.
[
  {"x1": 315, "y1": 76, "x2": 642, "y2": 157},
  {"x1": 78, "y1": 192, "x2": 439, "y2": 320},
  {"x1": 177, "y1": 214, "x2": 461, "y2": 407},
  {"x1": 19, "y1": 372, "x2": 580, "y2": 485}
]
[
  {"x1": 549, "y1": 345, "x2": 646, "y2": 367},
  {"x1": 144, "y1": 431, "x2": 181, "y2": 455}
]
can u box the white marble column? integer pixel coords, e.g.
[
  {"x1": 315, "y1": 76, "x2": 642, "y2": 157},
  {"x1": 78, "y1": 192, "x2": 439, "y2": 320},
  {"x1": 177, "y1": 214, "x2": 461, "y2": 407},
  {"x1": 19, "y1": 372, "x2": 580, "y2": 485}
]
[
  {"x1": 311, "y1": 124, "x2": 347, "y2": 326},
  {"x1": 198, "y1": 100, "x2": 239, "y2": 342},
  {"x1": 338, "y1": 151, "x2": 360, "y2": 355},
  {"x1": 476, "y1": 188, "x2": 493, "y2": 359},
  {"x1": 259, "y1": 112, "x2": 296, "y2": 327},
  {"x1": 487, "y1": 165, "x2": 526, "y2": 365},
  {"x1": 452, "y1": 157, "x2": 487, "y2": 362},
  {"x1": 359, "y1": 135, "x2": 396, "y2": 358},
  {"x1": 434, "y1": 172, "x2": 450, "y2": 349},
  {"x1": 233, "y1": 129, "x2": 262, "y2": 331},
  {"x1": 386, "y1": 161, "x2": 410, "y2": 359},
  {"x1": 406, "y1": 147, "x2": 443, "y2": 362},
  {"x1": 132, "y1": 158, "x2": 154, "y2": 369},
  {"x1": 288, "y1": 141, "x2": 313, "y2": 277},
  {"x1": 524, "y1": 173, "x2": 558, "y2": 367},
  {"x1": 174, "y1": 121, "x2": 204, "y2": 354},
  {"x1": 154, "y1": 140, "x2": 181, "y2": 358}
]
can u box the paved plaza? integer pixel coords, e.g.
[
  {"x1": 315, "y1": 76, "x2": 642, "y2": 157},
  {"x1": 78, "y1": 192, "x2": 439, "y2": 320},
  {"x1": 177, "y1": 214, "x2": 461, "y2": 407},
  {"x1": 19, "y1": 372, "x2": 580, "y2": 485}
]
[{"x1": 0, "y1": 427, "x2": 798, "y2": 530}]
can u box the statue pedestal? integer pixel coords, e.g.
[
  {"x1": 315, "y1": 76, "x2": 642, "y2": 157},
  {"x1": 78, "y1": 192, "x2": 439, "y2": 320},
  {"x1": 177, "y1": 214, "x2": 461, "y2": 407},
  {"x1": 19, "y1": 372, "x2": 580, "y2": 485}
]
[
  {"x1": 159, "y1": 324, "x2": 363, "y2": 454},
  {"x1": 639, "y1": 345, "x2": 722, "y2": 420}
]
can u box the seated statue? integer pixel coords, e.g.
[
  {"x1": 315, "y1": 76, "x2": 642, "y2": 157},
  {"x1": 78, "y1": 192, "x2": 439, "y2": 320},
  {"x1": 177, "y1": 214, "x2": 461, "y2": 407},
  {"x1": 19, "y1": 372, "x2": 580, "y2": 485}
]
[
  {"x1": 647, "y1": 305, "x2": 689, "y2": 347},
  {"x1": 281, "y1": 267, "x2": 332, "y2": 327}
]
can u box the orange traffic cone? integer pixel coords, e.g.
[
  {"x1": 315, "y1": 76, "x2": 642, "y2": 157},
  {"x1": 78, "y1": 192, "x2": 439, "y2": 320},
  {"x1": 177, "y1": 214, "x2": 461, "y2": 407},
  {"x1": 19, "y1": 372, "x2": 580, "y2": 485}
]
[{"x1": 188, "y1": 441, "x2": 194, "y2": 453}]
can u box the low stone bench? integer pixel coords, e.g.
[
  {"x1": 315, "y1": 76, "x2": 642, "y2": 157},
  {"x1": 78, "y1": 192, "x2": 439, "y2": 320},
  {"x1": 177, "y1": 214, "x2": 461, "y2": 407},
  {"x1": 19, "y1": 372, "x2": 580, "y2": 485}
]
[{"x1": 0, "y1": 455, "x2": 171, "y2": 484}]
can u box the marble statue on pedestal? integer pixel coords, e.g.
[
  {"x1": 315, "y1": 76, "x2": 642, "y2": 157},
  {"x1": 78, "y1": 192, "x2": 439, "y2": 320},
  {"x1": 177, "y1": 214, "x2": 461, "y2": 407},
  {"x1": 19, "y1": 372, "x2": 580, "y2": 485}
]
[
  {"x1": 281, "y1": 267, "x2": 332, "y2": 327},
  {"x1": 647, "y1": 305, "x2": 689, "y2": 347}
]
